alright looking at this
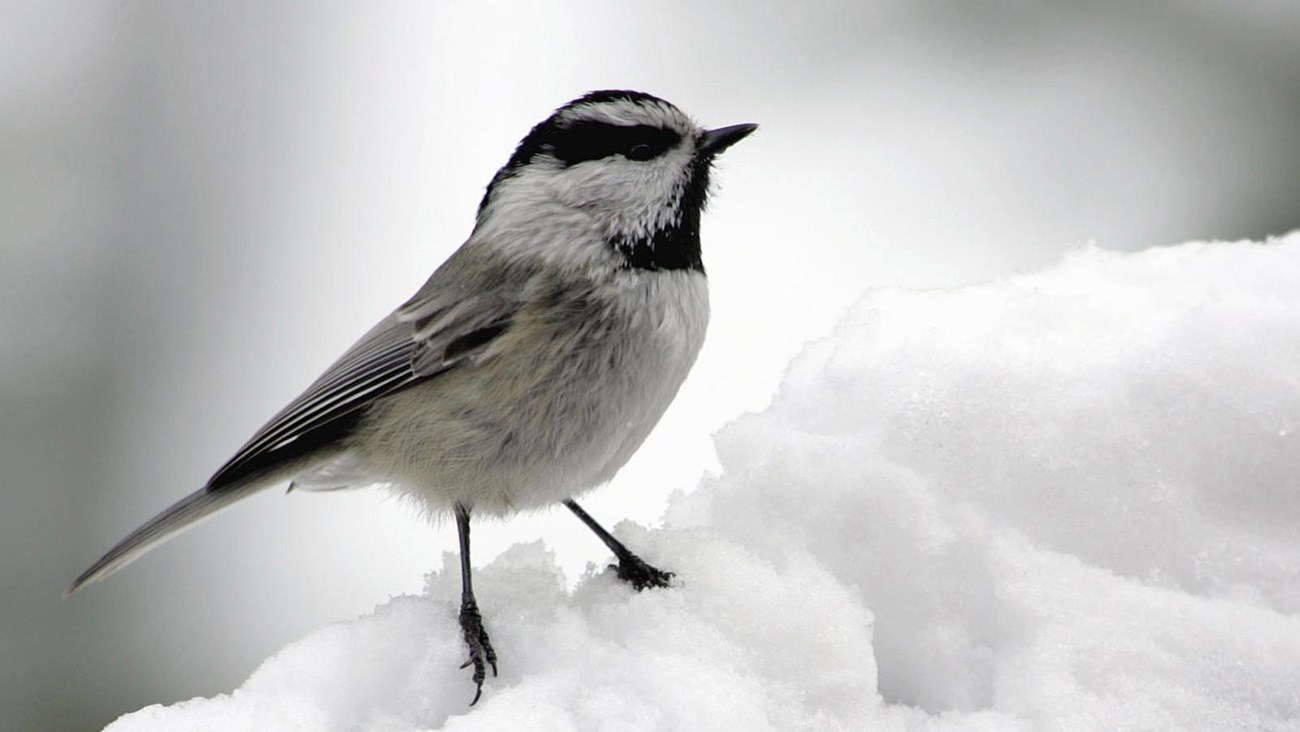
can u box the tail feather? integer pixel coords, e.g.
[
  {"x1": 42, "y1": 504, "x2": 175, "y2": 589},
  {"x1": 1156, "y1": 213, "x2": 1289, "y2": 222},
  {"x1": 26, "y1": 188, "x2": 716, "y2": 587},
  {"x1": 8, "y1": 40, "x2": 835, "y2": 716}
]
[
  {"x1": 67, "y1": 483, "x2": 264, "y2": 595},
  {"x1": 68, "y1": 413, "x2": 362, "y2": 595}
]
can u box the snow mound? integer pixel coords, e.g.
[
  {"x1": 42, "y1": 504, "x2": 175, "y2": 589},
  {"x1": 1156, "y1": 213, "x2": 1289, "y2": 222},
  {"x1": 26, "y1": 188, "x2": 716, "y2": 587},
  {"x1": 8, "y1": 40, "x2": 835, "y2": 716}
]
[{"x1": 108, "y1": 235, "x2": 1300, "y2": 731}]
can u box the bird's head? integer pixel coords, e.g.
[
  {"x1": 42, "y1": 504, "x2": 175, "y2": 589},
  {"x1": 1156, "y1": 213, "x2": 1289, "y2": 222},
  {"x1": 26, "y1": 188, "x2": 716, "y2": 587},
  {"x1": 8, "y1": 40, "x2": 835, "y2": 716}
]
[{"x1": 474, "y1": 90, "x2": 756, "y2": 273}]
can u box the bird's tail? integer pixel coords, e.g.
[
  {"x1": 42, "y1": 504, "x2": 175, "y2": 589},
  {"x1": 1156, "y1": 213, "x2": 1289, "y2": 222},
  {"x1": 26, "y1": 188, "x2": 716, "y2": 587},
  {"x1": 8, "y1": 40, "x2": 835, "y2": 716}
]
[{"x1": 67, "y1": 483, "x2": 266, "y2": 595}]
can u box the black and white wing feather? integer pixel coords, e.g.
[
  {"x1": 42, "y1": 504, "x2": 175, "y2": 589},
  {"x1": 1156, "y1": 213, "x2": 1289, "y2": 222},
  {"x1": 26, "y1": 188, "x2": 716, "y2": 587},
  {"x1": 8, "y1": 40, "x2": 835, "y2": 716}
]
[
  {"x1": 209, "y1": 247, "x2": 528, "y2": 490},
  {"x1": 204, "y1": 315, "x2": 425, "y2": 490}
]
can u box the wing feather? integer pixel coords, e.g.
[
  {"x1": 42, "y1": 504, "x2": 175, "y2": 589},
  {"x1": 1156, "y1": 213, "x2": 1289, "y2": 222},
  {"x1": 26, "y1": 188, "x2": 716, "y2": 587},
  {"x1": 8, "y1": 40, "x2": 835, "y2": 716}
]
[
  {"x1": 207, "y1": 250, "x2": 529, "y2": 491},
  {"x1": 206, "y1": 317, "x2": 423, "y2": 488}
]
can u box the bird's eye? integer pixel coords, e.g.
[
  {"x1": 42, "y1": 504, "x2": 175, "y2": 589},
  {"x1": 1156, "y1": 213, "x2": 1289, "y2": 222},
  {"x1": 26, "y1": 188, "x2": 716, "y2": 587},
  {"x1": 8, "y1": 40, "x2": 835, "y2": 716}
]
[
  {"x1": 626, "y1": 143, "x2": 654, "y2": 161},
  {"x1": 549, "y1": 122, "x2": 681, "y2": 166}
]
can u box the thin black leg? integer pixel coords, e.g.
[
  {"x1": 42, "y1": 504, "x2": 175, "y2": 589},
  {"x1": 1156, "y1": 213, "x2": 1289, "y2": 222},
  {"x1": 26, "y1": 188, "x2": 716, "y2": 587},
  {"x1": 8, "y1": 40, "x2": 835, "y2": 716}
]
[
  {"x1": 563, "y1": 499, "x2": 674, "y2": 590},
  {"x1": 455, "y1": 504, "x2": 496, "y2": 705}
]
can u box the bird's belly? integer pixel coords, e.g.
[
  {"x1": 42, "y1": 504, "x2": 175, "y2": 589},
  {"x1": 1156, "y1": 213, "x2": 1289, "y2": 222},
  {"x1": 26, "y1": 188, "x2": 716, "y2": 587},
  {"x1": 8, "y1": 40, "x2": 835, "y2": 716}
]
[{"x1": 357, "y1": 273, "x2": 708, "y2": 515}]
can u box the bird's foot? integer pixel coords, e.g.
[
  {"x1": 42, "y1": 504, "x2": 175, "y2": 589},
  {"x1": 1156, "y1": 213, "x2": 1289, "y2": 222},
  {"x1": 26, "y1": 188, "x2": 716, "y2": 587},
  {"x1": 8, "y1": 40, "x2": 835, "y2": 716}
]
[
  {"x1": 612, "y1": 552, "x2": 675, "y2": 591},
  {"x1": 458, "y1": 600, "x2": 497, "y2": 705}
]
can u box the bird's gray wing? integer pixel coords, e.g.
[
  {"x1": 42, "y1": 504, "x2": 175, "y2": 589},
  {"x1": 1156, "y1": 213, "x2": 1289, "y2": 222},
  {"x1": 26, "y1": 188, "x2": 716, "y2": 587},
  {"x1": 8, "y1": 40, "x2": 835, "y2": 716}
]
[{"x1": 207, "y1": 287, "x2": 521, "y2": 491}]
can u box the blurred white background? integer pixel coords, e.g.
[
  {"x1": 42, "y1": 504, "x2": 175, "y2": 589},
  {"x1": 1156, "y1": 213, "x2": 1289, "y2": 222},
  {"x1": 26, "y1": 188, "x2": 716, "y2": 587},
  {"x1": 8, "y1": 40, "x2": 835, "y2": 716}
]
[{"x1": 2, "y1": 2, "x2": 1297, "y2": 729}]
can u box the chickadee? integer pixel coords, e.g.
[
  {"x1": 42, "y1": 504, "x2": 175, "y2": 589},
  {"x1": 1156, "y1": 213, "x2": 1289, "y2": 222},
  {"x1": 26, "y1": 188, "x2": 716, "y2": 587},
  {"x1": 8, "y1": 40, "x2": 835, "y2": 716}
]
[{"x1": 70, "y1": 90, "x2": 756, "y2": 704}]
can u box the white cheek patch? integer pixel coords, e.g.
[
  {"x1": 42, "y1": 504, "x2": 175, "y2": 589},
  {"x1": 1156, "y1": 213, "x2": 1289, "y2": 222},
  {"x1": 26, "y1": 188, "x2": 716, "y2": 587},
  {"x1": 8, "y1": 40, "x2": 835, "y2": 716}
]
[{"x1": 548, "y1": 148, "x2": 696, "y2": 241}]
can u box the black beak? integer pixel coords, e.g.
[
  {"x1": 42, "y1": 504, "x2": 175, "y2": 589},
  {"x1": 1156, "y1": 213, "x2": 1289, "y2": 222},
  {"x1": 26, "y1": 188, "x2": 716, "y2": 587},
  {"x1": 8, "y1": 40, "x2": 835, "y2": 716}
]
[{"x1": 698, "y1": 123, "x2": 758, "y2": 157}]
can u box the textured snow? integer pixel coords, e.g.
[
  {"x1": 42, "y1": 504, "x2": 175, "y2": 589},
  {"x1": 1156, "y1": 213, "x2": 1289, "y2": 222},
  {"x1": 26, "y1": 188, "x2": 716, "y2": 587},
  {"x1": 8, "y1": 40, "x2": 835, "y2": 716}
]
[{"x1": 108, "y1": 235, "x2": 1300, "y2": 731}]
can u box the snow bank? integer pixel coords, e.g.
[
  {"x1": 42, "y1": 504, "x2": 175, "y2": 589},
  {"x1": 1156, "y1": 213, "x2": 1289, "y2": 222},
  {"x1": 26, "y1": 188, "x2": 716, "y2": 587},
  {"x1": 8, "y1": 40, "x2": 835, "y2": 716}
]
[{"x1": 108, "y1": 235, "x2": 1300, "y2": 731}]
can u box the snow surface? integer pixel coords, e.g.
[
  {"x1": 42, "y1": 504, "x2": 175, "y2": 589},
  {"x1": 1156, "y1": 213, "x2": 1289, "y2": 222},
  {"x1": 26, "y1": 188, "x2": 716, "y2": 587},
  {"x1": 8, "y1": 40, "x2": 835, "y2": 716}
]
[{"x1": 108, "y1": 235, "x2": 1300, "y2": 731}]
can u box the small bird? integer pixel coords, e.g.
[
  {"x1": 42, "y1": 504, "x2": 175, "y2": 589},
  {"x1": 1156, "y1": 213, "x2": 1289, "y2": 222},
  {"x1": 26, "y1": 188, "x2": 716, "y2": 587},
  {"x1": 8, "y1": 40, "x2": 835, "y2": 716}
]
[{"x1": 69, "y1": 90, "x2": 756, "y2": 703}]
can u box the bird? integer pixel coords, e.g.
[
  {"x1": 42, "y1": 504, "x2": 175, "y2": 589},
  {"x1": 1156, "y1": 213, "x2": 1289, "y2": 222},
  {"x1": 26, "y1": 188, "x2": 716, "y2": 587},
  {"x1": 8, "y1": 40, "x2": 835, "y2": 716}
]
[{"x1": 69, "y1": 90, "x2": 756, "y2": 704}]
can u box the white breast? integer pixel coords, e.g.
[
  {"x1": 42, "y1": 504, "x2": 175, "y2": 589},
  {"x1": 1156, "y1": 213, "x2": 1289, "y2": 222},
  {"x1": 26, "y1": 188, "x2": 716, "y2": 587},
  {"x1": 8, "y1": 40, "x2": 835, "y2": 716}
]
[
  {"x1": 356, "y1": 269, "x2": 709, "y2": 515},
  {"x1": 586, "y1": 270, "x2": 710, "y2": 486}
]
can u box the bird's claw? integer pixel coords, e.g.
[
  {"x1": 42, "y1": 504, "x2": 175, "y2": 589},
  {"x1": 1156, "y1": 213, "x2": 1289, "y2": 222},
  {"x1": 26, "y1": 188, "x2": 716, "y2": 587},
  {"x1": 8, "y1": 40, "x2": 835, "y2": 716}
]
[
  {"x1": 458, "y1": 601, "x2": 497, "y2": 705},
  {"x1": 611, "y1": 553, "x2": 675, "y2": 591}
]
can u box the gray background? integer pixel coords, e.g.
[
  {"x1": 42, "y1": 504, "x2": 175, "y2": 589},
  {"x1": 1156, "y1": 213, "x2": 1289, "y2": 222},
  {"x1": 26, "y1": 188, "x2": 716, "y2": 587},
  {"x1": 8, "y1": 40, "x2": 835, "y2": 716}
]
[{"x1": 3, "y1": 2, "x2": 1298, "y2": 730}]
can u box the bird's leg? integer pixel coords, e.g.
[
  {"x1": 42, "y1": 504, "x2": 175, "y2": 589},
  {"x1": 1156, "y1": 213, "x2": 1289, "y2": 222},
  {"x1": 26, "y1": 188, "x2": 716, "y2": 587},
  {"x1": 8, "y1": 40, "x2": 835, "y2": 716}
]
[
  {"x1": 563, "y1": 499, "x2": 674, "y2": 590},
  {"x1": 454, "y1": 504, "x2": 496, "y2": 705}
]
